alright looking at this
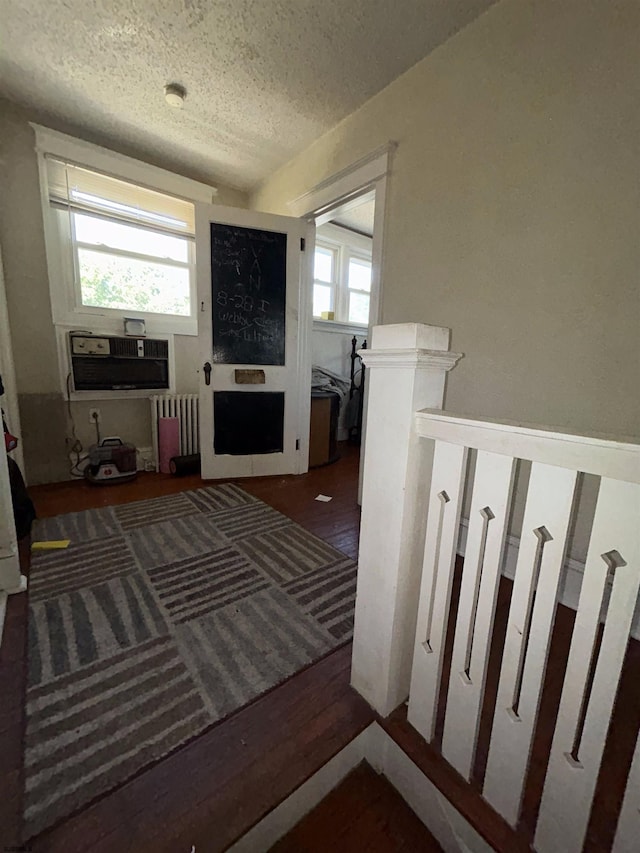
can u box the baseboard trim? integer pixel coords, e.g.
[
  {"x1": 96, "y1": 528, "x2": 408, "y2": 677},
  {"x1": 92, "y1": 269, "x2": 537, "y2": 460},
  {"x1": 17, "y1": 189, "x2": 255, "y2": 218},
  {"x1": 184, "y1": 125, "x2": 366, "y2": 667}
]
[
  {"x1": 228, "y1": 721, "x2": 493, "y2": 853},
  {"x1": 367, "y1": 723, "x2": 491, "y2": 853},
  {"x1": 226, "y1": 727, "x2": 371, "y2": 852},
  {"x1": 457, "y1": 518, "x2": 640, "y2": 640}
]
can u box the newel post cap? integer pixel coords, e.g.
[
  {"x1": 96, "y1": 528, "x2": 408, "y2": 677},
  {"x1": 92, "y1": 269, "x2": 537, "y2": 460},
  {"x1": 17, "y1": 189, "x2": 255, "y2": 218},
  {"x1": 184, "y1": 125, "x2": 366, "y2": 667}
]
[
  {"x1": 360, "y1": 323, "x2": 463, "y2": 372},
  {"x1": 371, "y1": 322, "x2": 450, "y2": 351}
]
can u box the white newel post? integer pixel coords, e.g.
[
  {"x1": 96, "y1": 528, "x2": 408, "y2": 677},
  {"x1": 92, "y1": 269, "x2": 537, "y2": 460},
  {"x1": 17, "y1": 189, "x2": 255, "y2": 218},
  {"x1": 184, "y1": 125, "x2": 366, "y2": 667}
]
[{"x1": 351, "y1": 323, "x2": 462, "y2": 716}]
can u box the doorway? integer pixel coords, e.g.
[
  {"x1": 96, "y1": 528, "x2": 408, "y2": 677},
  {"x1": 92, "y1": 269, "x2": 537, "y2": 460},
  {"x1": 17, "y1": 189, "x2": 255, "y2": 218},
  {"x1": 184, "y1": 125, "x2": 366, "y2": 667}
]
[
  {"x1": 293, "y1": 139, "x2": 392, "y2": 504},
  {"x1": 309, "y1": 192, "x2": 376, "y2": 471}
]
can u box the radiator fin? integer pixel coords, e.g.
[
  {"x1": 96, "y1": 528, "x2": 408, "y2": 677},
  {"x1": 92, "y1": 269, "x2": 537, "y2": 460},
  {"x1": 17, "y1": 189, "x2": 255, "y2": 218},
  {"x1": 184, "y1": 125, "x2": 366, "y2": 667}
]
[{"x1": 150, "y1": 394, "x2": 200, "y2": 472}]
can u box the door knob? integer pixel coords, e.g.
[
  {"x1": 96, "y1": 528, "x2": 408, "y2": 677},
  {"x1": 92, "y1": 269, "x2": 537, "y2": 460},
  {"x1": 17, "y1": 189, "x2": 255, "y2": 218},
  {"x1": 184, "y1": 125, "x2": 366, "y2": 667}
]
[{"x1": 203, "y1": 362, "x2": 212, "y2": 386}]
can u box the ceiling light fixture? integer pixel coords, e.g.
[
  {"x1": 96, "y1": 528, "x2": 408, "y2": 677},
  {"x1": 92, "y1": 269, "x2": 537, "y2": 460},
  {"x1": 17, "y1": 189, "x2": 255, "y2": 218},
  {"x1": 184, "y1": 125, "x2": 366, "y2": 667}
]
[{"x1": 165, "y1": 83, "x2": 186, "y2": 108}]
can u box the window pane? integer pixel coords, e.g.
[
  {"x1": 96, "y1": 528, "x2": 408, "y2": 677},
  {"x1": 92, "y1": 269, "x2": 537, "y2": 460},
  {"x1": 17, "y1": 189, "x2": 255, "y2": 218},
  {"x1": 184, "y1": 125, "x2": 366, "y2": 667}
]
[
  {"x1": 348, "y1": 258, "x2": 372, "y2": 292},
  {"x1": 313, "y1": 283, "x2": 333, "y2": 317},
  {"x1": 78, "y1": 248, "x2": 190, "y2": 315},
  {"x1": 73, "y1": 213, "x2": 189, "y2": 263},
  {"x1": 349, "y1": 291, "x2": 370, "y2": 325},
  {"x1": 314, "y1": 247, "x2": 334, "y2": 283}
]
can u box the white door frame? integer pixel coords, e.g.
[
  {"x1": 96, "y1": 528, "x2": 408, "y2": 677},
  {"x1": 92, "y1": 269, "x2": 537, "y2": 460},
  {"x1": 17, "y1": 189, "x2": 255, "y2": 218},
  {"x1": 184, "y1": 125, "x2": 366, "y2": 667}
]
[
  {"x1": 288, "y1": 142, "x2": 395, "y2": 330},
  {"x1": 288, "y1": 142, "x2": 396, "y2": 501},
  {"x1": 0, "y1": 244, "x2": 26, "y2": 646},
  {"x1": 0, "y1": 247, "x2": 25, "y2": 477}
]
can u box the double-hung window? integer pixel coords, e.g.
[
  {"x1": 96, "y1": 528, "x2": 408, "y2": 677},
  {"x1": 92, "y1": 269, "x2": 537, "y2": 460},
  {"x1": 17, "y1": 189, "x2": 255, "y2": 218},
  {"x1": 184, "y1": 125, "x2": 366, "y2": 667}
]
[
  {"x1": 346, "y1": 256, "x2": 372, "y2": 324},
  {"x1": 44, "y1": 157, "x2": 197, "y2": 333},
  {"x1": 313, "y1": 244, "x2": 338, "y2": 318},
  {"x1": 313, "y1": 224, "x2": 372, "y2": 326}
]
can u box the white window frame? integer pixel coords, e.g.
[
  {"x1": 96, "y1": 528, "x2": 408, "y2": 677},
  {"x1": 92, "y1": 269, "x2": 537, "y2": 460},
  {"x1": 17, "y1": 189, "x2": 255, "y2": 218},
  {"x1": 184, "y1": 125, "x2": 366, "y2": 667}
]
[
  {"x1": 57, "y1": 209, "x2": 196, "y2": 330},
  {"x1": 32, "y1": 124, "x2": 218, "y2": 339},
  {"x1": 312, "y1": 242, "x2": 339, "y2": 318},
  {"x1": 313, "y1": 222, "x2": 373, "y2": 329}
]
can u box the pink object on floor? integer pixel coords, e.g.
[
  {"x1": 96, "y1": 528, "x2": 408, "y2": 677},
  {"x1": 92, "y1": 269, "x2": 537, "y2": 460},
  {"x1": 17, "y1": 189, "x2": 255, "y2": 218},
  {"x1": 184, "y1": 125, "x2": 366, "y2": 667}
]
[{"x1": 158, "y1": 417, "x2": 180, "y2": 474}]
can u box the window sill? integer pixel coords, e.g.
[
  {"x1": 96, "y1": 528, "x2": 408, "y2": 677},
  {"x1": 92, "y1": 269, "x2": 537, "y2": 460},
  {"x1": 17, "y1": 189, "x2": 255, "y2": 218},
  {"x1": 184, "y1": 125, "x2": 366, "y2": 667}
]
[
  {"x1": 312, "y1": 319, "x2": 368, "y2": 336},
  {"x1": 53, "y1": 311, "x2": 197, "y2": 338}
]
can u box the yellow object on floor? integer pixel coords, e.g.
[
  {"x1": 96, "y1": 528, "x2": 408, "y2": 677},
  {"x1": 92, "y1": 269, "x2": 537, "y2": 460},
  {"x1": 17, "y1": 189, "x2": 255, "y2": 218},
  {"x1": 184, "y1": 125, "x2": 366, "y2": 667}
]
[{"x1": 31, "y1": 540, "x2": 71, "y2": 551}]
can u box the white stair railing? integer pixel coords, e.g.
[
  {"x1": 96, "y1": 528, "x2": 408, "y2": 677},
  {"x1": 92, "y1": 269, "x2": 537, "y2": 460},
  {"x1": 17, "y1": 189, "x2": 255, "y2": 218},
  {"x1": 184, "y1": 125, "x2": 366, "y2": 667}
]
[
  {"x1": 352, "y1": 355, "x2": 640, "y2": 852},
  {"x1": 401, "y1": 410, "x2": 639, "y2": 853},
  {"x1": 534, "y1": 476, "x2": 639, "y2": 853}
]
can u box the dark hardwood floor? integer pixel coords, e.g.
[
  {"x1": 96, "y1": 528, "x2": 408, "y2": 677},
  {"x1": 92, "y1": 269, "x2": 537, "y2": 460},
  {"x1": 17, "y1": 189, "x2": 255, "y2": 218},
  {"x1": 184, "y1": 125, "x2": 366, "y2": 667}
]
[
  {"x1": 0, "y1": 540, "x2": 29, "y2": 850},
  {"x1": 3, "y1": 442, "x2": 637, "y2": 852},
  {"x1": 381, "y1": 562, "x2": 640, "y2": 853},
  {"x1": 29, "y1": 442, "x2": 361, "y2": 560},
  {"x1": 271, "y1": 762, "x2": 443, "y2": 853},
  {"x1": 1, "y1": 444, "x2": 365, "y2": 852},
  {"x1": 34, "y1": 645, "x2": 374, "y2": 853}
]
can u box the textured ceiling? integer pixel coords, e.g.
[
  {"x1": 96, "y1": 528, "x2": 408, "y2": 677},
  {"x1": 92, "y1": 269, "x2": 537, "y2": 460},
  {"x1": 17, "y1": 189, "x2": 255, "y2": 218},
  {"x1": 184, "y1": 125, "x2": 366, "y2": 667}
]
[
  {"x1": 0, "y1": 0, "x2": 496, "y2": 191},
  {"x1": 333, "y1": 199, "x2": 376, "y2": 237}
]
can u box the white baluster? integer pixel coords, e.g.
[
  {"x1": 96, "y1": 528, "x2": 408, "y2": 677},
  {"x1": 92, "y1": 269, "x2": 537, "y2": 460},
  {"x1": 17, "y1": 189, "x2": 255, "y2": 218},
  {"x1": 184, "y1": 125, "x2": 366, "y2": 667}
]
[
  {"x1": 441, "y1": 450, "x2": 516, "y2": 780},
  {"x1": 408, "y1": 439, "x2": 468, "y2": 742},
  {"x1": 483, "y1": 462, "x2": 577, "y2": 826},
  {"x1": 535, "y1": 478, "x2": 640, "y2": 853}
]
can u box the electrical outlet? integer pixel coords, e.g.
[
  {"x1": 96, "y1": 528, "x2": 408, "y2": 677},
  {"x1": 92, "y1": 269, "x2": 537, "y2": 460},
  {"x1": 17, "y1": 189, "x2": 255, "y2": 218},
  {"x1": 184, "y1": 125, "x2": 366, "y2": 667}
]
[{"x1": 89, "y1": 408, "x2": 101, "y2": 424}]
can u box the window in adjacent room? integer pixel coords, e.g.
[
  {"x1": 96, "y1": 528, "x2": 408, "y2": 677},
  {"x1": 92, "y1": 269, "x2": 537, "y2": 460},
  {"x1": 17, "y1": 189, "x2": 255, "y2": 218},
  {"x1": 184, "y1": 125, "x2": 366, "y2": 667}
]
[
  {"x1": 313, "y1": 244, "x2": 338, "y2": 317},
  {"x1": 346, "y1": 256, "x2": 372, "y2": 324},
  {"x1": 312, "y1": 223, "x2": 372, "y2": 325}
]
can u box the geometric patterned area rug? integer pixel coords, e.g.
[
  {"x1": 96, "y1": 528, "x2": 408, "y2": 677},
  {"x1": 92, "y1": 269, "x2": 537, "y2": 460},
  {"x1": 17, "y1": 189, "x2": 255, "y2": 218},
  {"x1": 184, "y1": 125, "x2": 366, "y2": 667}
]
[{"x1": 25, "y1": 483, "x2": 358, "y2": 839}]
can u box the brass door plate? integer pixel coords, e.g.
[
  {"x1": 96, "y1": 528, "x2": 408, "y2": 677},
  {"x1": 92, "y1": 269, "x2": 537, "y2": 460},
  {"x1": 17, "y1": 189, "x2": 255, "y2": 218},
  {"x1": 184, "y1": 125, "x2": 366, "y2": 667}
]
[{"x1": 234, "y1": 369, "x2": 266, "y2": 385}]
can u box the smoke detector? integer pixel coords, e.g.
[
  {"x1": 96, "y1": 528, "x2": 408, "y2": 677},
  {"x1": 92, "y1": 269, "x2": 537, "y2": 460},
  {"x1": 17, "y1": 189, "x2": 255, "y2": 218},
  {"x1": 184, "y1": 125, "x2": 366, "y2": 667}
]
[{"x1": 165, "y1": 83, "x2": 186, "y2": 108}]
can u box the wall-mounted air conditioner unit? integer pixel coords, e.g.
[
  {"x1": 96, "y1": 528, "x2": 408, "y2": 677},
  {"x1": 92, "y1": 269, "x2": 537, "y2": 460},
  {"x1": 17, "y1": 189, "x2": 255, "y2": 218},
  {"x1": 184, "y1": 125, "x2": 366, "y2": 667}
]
[{"x1": 69, "y1": 333, "x2": 170, "y2": 392}]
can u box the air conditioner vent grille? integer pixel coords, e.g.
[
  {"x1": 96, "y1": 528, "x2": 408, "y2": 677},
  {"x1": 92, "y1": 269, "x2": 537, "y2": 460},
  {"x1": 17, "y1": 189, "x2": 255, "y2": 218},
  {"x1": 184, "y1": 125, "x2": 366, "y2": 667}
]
[
  {"x1": 110, "y1": 337, "x2": 138, "y2": 357},
  {"x1": 69, "y1": 333, "x2": 170, "y2": 392},
  {"x1": 144, "y1": 339, "x2": 169, "y2": 359}
]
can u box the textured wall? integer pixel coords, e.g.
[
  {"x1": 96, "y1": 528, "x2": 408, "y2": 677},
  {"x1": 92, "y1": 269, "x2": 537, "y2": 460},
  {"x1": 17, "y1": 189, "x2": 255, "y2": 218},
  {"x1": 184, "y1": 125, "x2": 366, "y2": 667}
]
[
  {"x1": 0, "y1": 97, "x2": 248, "y2": 484},
  {"x1": 252, "y1": 0, "x2": 640, "y2": 440}
]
